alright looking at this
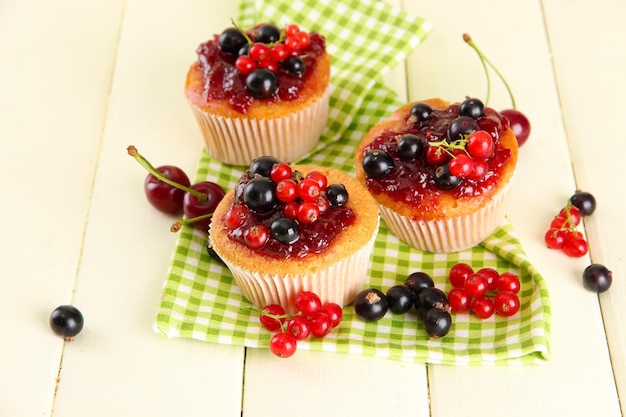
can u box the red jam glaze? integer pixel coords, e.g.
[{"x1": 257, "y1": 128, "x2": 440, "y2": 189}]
[
  {"x1": 227, "y1": 172, "x2": 356, "y2": 259},
  {"x1": 362, "y1": 103, "x2": 512, "y2": 208},
  {"x1": 196, "y1": 30, "x2": 326, "y2": 114}
]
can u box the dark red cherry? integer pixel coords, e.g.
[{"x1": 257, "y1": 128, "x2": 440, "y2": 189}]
[
  {"x1": 183, "y1": 181, "x2": 226, "y2": 230},
  {"x1": 144, "y1": 166, "x2": 191, "y2": 214},
  {"x1": 501, "y1": 109, "x2": 530, "y2": 147}
]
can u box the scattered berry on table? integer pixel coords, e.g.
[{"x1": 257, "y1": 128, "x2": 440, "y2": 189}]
[
  {"x1": 582, "y1": 263, "x2": 612, "y2": 293},
  {"x1": 50, "y1": 305, "x2": 84, "y2": 339}
]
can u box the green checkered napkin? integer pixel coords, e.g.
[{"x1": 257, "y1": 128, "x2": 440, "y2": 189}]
[{"x1": 153, "y1": 0, "x2": 551, "y2": 365}]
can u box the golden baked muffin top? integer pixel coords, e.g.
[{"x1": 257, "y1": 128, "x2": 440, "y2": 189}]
[
  {"x1": 355, "y1": 98, "x2": 518, "y2": 221},
  {"x1": 210, "y1": 159, "x2": 379, "y2": 276},
  {"x1": 185, "y1": 23, "x2": 331, "y2": 118}
]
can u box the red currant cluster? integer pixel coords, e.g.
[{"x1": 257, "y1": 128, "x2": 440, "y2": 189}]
[
  {"x1": 426, "y1": 128, "x2": 494, "y2": 180},
  {"x1": 260, "y1": 291, "x2": 343, "y2": 358},
  {"x1": 446, "y1": 263, "x2": 521, "y2": 319},
  {"x1": 235, "y1": 24, "x2": 310, "y2": 76},
  {"x1": 127, "y1": 145, "x2": 225, "y2": 231},
  {"x1": 544, "y1": 190, "x2": 596, "y2": 258},
  {"x1": 224, "y1": 156, "x2": 350, "y2": 251}
]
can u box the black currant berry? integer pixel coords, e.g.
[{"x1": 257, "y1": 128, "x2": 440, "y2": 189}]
[
  {"x1": 397, "y1": 134, "x2": 426, "y2": 160},
  {"x1": 325, "y1": 184, "x2": 349, "y2": 207},
  {"x1": 238, "y1": 43, "x2": 250, "y2": 57},
  {"x1": 415, "y1": 287, "x2": 450, "y2": 319},
  {"x1": 410, "y1": 102, "x2": 433, "y2": 122},
  {"x1": 434, "y1": 164, "x2": 461, "y2": 191},
  {"x1": 354, "y1": 288, "x2": 388, "y2": 322},
  {"x1": 246, "y1": 68, "x2": 278, "y2": 98},
  {"x1": 249, "y1": 156, "x2": 280, "y2": 177},
  {"x1": 386, "y1": 285, "x2": 415, "y2": 314},
  {"x1": 423, "y1": 308, "x2": 452, "y2": 338},
  {"x1": 218, "y1": 27, "x2": 248, "y2": 54},
  {"x1": 283, "y1": 56, "x2": 306, "y2": 76},
  {"x1": 256, "y1": 24, "x2": 281, "y2": 44},
  {"x1": 50, "y1": 305, "x2": 84, "y2": 339},
  {"x1": 459, "y1": 97, "x2": 485, "y2": 119},
  {"x1": 243, "y1": 177, "x2": 277, "y2": 213},
  {"x1": 404, "y1": 271, "x2": 434, "y2": 296},
  {"x1": 582, "y1": 263, "x2": 612, "y2": 293},
  {"x1": 270, "y1": 217, "x2": 300, "y2": 244},
  {"x1": 570, "y1": 191, "x2": 597, "y2": 216},
  {"x1": 447, "y1": 116, "x2": 479, "y2": 141},
  {"x1": 362, "y1": 150, "x2": 394, "y2": 179}
]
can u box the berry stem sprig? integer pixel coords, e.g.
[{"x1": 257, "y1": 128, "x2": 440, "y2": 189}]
[
  {"x1": 463, "y1": 33, "x2": 516, "y2": 109},
  {"x1": 127, "y1": 146, "x2": 207, "y2": 202}
]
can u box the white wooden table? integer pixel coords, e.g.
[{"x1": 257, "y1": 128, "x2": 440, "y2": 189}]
[{"x1": 1, "y1": 1, "x2": 624, "y2": 416}]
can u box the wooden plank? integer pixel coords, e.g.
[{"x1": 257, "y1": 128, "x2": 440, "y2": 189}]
[
  {"x1": 403, "y1": 0, "x2": 622, "y2": 415},
  {"x1": 50, "y1": 1, "x2": 245, "y2": 416},
  {"x1": 543, "y1": 0, "x2": 626, "y2": 407},
  {"x1": 0, "y1": 1, "x2": 124, "y2": 416}
]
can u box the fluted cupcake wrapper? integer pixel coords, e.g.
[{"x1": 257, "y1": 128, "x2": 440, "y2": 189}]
[
  {"x1": 379, "y1": 179, "x2": 514, "y2": 253},
  {"x1": 220, "y1": 219, "x2": 378, "y2": 314},
  {"x1": 189, "y1": 88, "x2": 330, "y2": 166}
]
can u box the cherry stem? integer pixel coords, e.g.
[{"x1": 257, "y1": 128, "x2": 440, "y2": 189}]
[
  {"x1": 127, "y1": 145, "x2": 206, "y2": 202},
  {"x1": 463, "y1": 33, "x2": 517, "y2": 109},
  {"x1": 170, "y1": 213, "x2": 213, "y2": 233}
]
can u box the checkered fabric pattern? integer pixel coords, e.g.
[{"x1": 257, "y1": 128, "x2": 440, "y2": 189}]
[{"x1": 153, "y1": 0, "x2": 551, "y2": 365}]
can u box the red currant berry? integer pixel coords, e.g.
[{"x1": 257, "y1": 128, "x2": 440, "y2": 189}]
[
  {"x1": 320, "y1": 302, "x2": 343, "y2": 328},
  {"x1": 260, "y1": 304, "x2": 286, "y2": 332},
  {"x1": 287, "y1": 316, "x2": 311, "y2": 341},
  {"x1": 471, "y1": 295, "x2": 495, "y2": 319},
  {"x1": 449, "y1": 154, "x2": 474, "y2": 178},
  {"x1": 476, "y1": 267, "x2": 500, "y2": 291},
  {"x1": 544, "y1": 228, "x2": 567, "y2": 249},
  {"x1": 284, "y1": 35, "x2": 301, "y2": 52},
  {"x1": 285, "y1": 24, "x2": 300, "y2": 37},
  {"x1": 306, "y1": 171, "x2": 328, "y2": 190},
  {"x1": 466, "y1": 130, "x2": 494, "y2": 158},
  {"x1": 449, "y1": 263, "x2": 473, "y2": 288},
  {"x1": 558, "y1": 206, "x2": 581, "y2": 226},
  {"x1": 315, "y1": 195, "x2": 330, "y2": 215},
  {"x1": 309, "y1": 312, "x2": 332, "y2": 337},
  {"x1": 464, "y1": 273, "x2": 488, "y2": 297},
  {"x1": 550, "y1": 215, "x2": 568, "y2": 229},
  {"x1": 269, "y1": 44, "x2": 290, "y2": 62},
  {"x1": 257, "y1": 57, "x2": 279, "y2": 73},
  {"x1": 296, "y1": 31, "x2": 310, "y2": 49},
  {"x1": 242, "y1": 224, "x2": 270, "y2": 249},
  {"x1": 497, "y1": 272, "x2": 521, "y2": 294},
  {"x1": 297, "y1": 178, "x2": 322, "y2": 202},
  {"x1": 249, "y1": 42, "x2": 270, "y2": 62},
  {"x1": 563, "y1": 236, "x2": 588, "y2": 258},
  {"x1": 269, "y1": 332, "x2": 297, "y2": 358},
  {"x1": 297, "y1": 202, "x2": 320, "y2": 223},
  {"x1": 426, "y1": 145, "x2": 450, "y2": 165},
  {"x1": 275, "y1": 179, "x2": 297, "y2": 203},
  {"x1": 283, "y1": 201, "x2": 299, "y2": 219},
  {"x1": 295, "y1": 291, "x2": 322, "y2": 316},
  {"x1": 224, "y1": 204, "x2": 248, "y2": 229},
  {"x1": 270, "y1": 162, "x2": 292, "y2": 183},
  {"x1": 467, "y1": 158, "x2": 488, "y2": 180},
  {"x1": 448, "y1": 288, "x2": 471, "y2": 313},
  {"x1": 493, "y1": 291, "x2": 520, "y2": 317},
  {"x1": 235, "y1": 55, "x2": 257, "y2": 75}
]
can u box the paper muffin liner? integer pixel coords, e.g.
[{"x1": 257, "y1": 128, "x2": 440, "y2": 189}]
[
  {"x1": 188, "y1": 88, "x2": 330, "y2": 166},
  {"x1": 379, "y1": 180, "x2": 514, "y2": 253},
  {"x1": 220, "y1": 218, "x2": 379, "y2": 314}
]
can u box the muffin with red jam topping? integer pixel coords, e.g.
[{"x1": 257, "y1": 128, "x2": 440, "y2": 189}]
[
  {"x1": 185, "y1": 23, "x2": 331, "y2": 166},
  {"x1": 209, "y1": 156, "x2": 379, "y2": 313},
  {"x1": 355, "y1": 98, "x2": 518, "y2": 253}
]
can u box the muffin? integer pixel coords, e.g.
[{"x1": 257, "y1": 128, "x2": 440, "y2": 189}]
[
  {"x1": 185, "y1": 23, "x2": 331, "y2": 166},
  {"x1": 209, "y1": 156, "x2": 379, "y2": 313},
  {"x1": 354, "y1": 98, "x2": 518, "y2": 253}
]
